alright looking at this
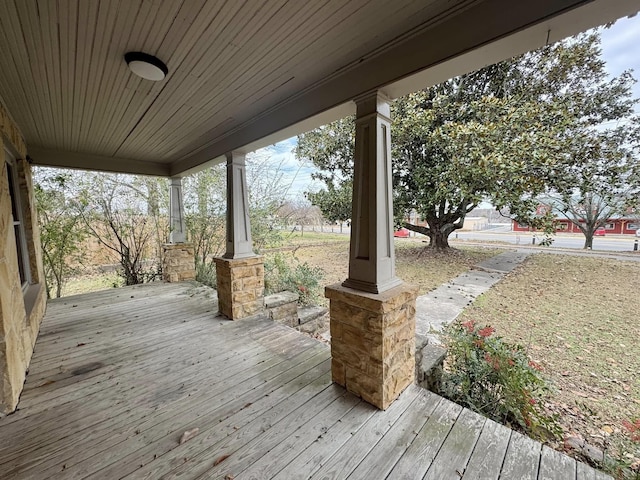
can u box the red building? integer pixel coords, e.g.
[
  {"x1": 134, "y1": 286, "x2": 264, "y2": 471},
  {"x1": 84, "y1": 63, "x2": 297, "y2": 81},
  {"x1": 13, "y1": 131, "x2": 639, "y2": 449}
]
[{"x1": 512, "y1": 218, "x2": 639, "y2": 234}]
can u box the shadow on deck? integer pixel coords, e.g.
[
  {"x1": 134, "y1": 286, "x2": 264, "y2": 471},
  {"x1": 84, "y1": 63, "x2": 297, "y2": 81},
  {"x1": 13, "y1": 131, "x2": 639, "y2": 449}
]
[{"x1": 0, "y1": 282, "x2": 609, "y2": 479}]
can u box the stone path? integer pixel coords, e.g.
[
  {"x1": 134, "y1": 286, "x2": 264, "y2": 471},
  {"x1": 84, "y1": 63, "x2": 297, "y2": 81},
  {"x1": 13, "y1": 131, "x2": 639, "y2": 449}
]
[{"x1": 415, "y1": 250, "x2": 530, "y2": 345}]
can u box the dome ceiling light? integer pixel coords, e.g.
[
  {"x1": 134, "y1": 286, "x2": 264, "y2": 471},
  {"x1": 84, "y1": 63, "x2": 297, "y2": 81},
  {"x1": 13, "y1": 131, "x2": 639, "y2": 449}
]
[{"x1": 124, "y1": 52, "x2": 168, "y2": 81}]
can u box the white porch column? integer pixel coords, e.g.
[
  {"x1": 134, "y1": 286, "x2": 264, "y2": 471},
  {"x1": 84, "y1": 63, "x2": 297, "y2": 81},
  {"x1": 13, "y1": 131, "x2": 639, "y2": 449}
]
[
  {"x1": 342, "y1": 91, "x2": 402, "y2": 294},
  {"x1": 169, "y1": 176, "x2": 186, "y2": 243},
  {"x1": 223, "y1": 151, "x2": 254, "y2": 259}
]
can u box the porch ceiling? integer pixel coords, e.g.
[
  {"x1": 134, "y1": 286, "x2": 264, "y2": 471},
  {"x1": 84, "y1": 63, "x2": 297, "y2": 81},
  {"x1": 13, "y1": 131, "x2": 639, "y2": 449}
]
[{"x1": 0, "y1": 0, "x2": 638, "y2": 176}]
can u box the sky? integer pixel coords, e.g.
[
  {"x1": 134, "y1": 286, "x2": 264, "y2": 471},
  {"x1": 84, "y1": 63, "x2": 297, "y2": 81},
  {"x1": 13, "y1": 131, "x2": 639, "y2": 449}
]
[{"x1": 251, "y1": 13, "x2": 640, "y2": 202}]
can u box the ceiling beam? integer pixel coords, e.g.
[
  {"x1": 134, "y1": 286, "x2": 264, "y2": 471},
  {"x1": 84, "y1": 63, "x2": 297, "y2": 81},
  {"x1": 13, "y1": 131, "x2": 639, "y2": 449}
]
[
  {"x1": 171, "y1": 0, "x2": 640, "y2": 176},
  {"x1": 28, "y1": 145, "x2": 171, "y2": 177}
]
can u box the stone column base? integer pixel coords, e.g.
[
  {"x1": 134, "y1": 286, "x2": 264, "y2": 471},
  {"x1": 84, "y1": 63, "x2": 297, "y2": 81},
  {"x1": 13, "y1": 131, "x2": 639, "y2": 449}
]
[
  {"x1": 162, "y1": 243, "x2": 196, "y2": 283},
  {"x1": 214, "y1": 256, "x2": 264, "y2": 320},
  {"x1": 326, "y1": 282, "x2": 419, "y2": 410}
]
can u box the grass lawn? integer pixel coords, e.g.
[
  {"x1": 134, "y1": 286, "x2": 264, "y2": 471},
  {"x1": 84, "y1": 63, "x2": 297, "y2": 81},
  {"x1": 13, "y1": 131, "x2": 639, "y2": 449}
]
[
  {"x1": 287, "y1": 238, "x2": 502, "y2": 298},
  {"x1": 275, "y1": 230, "x2": 349, "y2": 245},
  {"x1": 62, "y1": 271, "x2": 123, "y2": 296},
  {"x1": 456, "y1": 253, "x2": 640, "y2": 465}
]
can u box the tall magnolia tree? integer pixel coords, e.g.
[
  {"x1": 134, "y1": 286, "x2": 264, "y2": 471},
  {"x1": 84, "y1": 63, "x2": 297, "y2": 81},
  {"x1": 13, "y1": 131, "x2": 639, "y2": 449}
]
[{"x1": 297, "y1": 32, "x2": 639, "y2": 249}]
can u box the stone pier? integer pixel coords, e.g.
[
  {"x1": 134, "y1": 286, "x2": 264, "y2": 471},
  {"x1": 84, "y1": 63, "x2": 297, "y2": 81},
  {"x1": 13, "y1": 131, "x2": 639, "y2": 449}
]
[
  {"x1": 326, "y1": 282, "x2": 418, "y2": 410},
  {"x1": 214, "y1": 256, "x2": 264, "y2": 320},
  {"x1": 162, "y1": 243, "x2": 196, "y2": 283}
]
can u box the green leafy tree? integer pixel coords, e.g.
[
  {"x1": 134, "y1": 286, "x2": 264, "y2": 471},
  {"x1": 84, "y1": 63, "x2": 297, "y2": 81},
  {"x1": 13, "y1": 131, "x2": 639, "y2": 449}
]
[
  {"x1": 305, "y1": 181, "x2": 352, "y2": 233},
  {"x1": 297, "y1": 32, "x2": 639, "y2": 249},
  {"x1": 183, "y1": 165, "x2": 227, "y2": 286},
  {"x1": 33, "y1": 169, "x2": 88, "y2": 298}
]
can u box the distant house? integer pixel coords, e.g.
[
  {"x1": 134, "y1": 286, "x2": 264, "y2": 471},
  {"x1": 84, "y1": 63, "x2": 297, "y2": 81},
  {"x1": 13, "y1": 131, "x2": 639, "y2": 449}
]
[{"x1": 512, "y1": 218, "x2": 639, "y2": 234}]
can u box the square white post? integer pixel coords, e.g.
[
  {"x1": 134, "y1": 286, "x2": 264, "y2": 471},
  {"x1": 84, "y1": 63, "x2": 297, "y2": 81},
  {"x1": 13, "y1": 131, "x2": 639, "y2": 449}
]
[{"x1": 342, "y1": 91, "x2": 402, "y2": 294}]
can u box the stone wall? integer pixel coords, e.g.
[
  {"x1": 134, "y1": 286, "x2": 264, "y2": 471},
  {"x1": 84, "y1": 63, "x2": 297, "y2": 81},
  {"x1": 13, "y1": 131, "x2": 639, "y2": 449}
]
[
  {"x1": 264, "y1": 291, "x2": 298, "y2": 328},
  {"x1": 326, "y1": 282, "x2": 418, "y2": 410},
  {"x1": 0, "y1": 100, "x2": 47, "y2": 414},
  {"x1": 214, "y1": 256, "x2": 264, "y2": 320},
  {"x1": 162, "y1": 243, "x2": 196, "y2": 283}
]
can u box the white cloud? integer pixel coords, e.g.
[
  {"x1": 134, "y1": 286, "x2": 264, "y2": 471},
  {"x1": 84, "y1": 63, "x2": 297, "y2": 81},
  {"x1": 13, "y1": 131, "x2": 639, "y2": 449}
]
[
  {"x1": 250, "y1": 138, "x2": 321, "y2": 199},
  {"x1": 600, "y1": 14, "x2": 640, "y2": 99}
]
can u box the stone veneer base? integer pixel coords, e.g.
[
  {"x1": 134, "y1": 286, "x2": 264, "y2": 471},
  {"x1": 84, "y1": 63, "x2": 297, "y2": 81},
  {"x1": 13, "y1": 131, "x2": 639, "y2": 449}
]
[
  {"x1": 162, "y1": 243, "x2": 196, "y2": 283},
  {"x1": 325, "y1": 282, "x2": 418, "y2": 410},
  {"x1": 214, "y1": 256, "x2": 264, "y2": 320}
]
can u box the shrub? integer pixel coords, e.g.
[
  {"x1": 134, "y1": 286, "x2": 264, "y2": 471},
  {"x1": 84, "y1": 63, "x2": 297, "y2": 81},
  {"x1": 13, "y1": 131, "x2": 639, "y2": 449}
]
[
  {"x1": 195, "y1": 260, "x2": 217, "y2": 288},
  {"x1": 264, "y1": 252, "x2": 324, "y2": 306},
  {"x1": 441, "y1": 319, "x2": 561, "y2": 440}
]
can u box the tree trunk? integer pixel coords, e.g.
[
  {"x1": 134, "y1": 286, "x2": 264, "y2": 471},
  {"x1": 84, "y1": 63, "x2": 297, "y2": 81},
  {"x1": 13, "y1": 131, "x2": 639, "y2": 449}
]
[
  {"x1": 583, "y1": 233, "x2": 594, "y2": 249},
  {"x1": 55, "y1": 278, "x2": 62, "y2": 298},
  {"x1": 429, "y1": 228, "x2": 452, "y2": 249}
]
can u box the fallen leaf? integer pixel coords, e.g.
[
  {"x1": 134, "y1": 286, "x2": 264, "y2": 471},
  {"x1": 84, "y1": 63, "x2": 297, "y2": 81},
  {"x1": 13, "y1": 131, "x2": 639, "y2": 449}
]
[
  {"x1": 213, "y1": 454, "x2": 230, "y2": 466},
  {"x1": 77, "y1": 343, "x2": 86, "y2": 347},
  {"x1": 179, "y1": 428, "x2": 199, "y2": 444}
]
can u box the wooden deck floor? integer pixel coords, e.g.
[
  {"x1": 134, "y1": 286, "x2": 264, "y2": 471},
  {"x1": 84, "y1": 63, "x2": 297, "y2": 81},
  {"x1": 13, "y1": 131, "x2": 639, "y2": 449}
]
[{"x1": 0, "y1": 282, "x2": 610, "y2": 480}]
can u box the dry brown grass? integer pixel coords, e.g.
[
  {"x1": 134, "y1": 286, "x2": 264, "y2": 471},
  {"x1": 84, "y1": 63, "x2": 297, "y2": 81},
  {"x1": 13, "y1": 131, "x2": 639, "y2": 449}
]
[
  {"x1": 290, "y1": 238, "x2": 502, "y2": 299},
  {"x1": 457, "y1": 253, "x2": 640, "y2": 457}
]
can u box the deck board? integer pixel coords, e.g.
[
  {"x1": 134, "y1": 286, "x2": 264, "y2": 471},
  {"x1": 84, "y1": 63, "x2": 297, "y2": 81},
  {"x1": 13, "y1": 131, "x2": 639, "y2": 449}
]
[
  {"x1": 461, "y1": 419, "x2": 512, "y2": 480},
  {"x1": 0, "y1": 282, "x2": 611, "y2": 479},
  {"x1": 347, "y1": 389, "x2": 440, "y2": 479},
  {"x1": 539, "y1": 445, "x2": 577, "y2": 480},
  {"x1": 386, "y1": 397, "x2": 461, "y2": 479},
  {"x1": 501, "y1": 431, "x2": 543, "y2": 480}
]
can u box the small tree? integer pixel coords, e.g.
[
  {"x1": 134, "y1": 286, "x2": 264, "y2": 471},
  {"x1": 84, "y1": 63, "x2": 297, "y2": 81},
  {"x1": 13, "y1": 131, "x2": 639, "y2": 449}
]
[
  {"x1": 33, "y1": 169, "x2": 88, "y2": 298},
  {"x1": 80, "y1": 173, "x2": 164, "y2": 286},
  {"x1": 544, "y1": 125, "x2": 640, "y2": 249},
  {"x1": 276, "y1": 200, "x2": 322, "y2": 235},
  {"x1": 182, "y1": 153, "x2": 292, "y2": 287},
  {"x1": 183, "y1": 165, "x2": 227, "y2": 286}
]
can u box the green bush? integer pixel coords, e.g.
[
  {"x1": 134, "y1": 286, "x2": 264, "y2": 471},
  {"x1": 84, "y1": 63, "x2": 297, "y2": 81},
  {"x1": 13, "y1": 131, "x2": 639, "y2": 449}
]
[
  {"x1": 441, "y1": 319, "x2": 561, "y2": 440},
  {"x1": 264, "y1": 252, "x2": 324, "y2": 306},
  {"x1": 195, "y1": 260, "x2": 217, "y2": 288}
]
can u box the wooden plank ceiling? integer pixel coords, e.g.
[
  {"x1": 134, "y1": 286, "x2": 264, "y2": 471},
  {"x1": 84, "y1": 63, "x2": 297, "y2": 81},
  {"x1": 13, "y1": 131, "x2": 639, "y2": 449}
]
[{"x1": 0, "y1": 0, "x2": 638, "y2": 176}]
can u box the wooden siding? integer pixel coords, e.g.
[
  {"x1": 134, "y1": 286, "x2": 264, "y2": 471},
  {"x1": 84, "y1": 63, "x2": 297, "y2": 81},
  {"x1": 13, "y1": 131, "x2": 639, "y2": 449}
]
[{"x1": 0, "y1": 282, "x2": 610, "y2": 479}]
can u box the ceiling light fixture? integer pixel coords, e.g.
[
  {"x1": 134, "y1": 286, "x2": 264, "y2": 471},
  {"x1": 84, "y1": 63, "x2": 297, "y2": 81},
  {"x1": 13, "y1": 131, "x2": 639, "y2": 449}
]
[{"x1": 124, "y1": 52, "x2": 168, "y2": 81}]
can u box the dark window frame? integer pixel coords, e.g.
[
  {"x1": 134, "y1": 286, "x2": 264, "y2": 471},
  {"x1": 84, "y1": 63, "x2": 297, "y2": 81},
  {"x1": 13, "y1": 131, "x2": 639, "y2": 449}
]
[{"x1": 5, "y1": 148, "x2": 31, "y2": 290}]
